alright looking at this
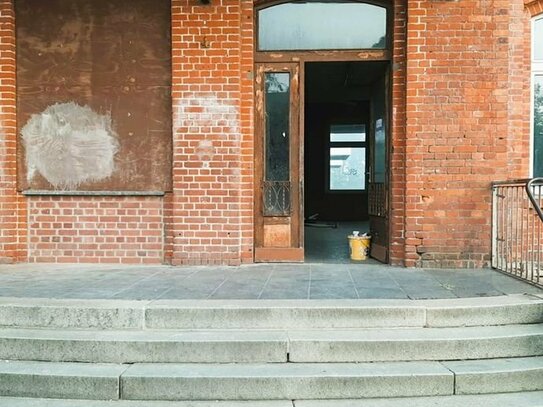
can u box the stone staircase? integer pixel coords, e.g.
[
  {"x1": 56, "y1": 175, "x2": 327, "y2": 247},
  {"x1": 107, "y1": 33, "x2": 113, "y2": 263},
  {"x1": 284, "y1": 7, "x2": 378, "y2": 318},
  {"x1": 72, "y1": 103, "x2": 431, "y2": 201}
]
[{"x1": 0, "y1": 294, "x2": 542, "y2": 406}]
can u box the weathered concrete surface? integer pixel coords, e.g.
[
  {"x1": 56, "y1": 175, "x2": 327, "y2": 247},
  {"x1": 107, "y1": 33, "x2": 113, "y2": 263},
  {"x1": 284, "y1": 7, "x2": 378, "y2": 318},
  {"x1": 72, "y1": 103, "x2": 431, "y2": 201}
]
[
  {"x1": 120, "y1": 362, "x2": 454, "y2": 400},
  {"x1": 0, "y1": 328, "x2": 289, "y2": 363},
  {"x1": 0, "y1": 360, "x2": 127, "y2": 400},
  {"x1": 443, "y1": 356, "x2": 543, "y2": 395},
  {"x1": 294, "y1": 391, "x2": 543, "y2": 406},
  {"x1": 287, "y1": 324, "x2": 543, "y2": 362}
]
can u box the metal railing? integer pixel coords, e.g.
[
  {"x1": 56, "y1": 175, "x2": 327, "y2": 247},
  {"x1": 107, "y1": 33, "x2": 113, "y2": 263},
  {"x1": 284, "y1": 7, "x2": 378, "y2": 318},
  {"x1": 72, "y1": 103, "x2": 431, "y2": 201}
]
[{"x1": 492, "y1": 178, "x2": 543, "y2": 287}]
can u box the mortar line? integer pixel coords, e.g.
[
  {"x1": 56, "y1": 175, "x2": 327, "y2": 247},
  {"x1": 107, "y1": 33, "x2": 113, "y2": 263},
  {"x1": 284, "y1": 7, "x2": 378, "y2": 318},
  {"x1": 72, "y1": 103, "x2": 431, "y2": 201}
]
[
  {"x1": 307, "y1": 264, "x2": 312, "y2": 299},
  {"x1": 205, "y1": 271, "x2": 232, "y2": 299},
  {"x1": 422, "y1": 269, "x2": 461, "y2": 299},
  {"x1": 149, "y1": 268, "x2": 203, "y2": 302},
  {"x1": 257, "y1": 266, "x2": 275, "y2": 299},
  {"x1": 385, "y1": 268, "x2": 410, "y2": 299},
  {"x1": 347, "y1": 267, "x2": 361, "y2": 299},
  {"x1": 109, "y1": 269, "x2": 165, "y2": 298}
]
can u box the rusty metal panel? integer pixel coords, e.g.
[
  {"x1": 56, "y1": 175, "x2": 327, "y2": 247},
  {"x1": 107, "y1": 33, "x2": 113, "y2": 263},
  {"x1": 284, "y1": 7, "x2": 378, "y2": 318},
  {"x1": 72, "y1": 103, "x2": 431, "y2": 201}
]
[{"x1": 16, "y1": 0, "x2": 172, "y2": 191}]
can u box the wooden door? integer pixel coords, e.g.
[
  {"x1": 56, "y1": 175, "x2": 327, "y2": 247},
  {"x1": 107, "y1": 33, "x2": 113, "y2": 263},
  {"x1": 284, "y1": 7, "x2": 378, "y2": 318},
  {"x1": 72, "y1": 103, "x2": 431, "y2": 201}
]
[
  {"x1": 254, "y1": 63, "x2": 303, "y2": 262},
  {"x1": 368, "y1": 69, "x2": 389, "y2": 263}
]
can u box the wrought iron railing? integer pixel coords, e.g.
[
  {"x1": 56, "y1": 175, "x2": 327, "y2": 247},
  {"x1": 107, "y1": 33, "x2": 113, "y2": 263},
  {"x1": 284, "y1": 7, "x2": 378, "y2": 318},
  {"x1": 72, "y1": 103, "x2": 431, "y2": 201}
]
[{"x1": 492, "y1": 179, "x2": 543, "y2": 287}]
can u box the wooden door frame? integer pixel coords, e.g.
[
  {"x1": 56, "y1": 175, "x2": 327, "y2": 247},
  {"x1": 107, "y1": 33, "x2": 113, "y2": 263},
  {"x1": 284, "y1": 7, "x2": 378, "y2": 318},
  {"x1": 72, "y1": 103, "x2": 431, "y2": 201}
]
[
  {"x1": 253, "y1": 1, "x2": 393, "y2": 263},
  {"x1": 254, "y1": 63, "x2": 303, "y2": 262}
]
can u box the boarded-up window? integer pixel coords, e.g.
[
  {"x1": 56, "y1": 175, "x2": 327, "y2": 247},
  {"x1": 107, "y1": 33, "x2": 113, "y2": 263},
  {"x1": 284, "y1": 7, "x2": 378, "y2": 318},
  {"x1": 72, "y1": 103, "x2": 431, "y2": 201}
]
[{"x1": 16, "y1": 0, "x2": 172, "y2": 191}]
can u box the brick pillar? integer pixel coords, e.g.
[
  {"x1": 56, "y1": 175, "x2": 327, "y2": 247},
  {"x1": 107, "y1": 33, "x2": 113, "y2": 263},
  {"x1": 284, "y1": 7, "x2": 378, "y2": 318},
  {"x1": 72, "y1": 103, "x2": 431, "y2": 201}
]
[
  {"x1": 171, "y1": 1, "x2": 245, "y2": 265},
  {"x1": 389, "y1": 0, "x2": 408, "y2": 266},
  {"x1": 0, "y1": 0, "x2": 26, "y2": 263},
  {"x1": 404, "y1": 1, "x2": 526, "y2": 268},
  {"x1": 239, "y1": 0, "x2": 255, "y2": 263},
  {"x1": 507, "y1": 2, "x2": 532, "y2": 179}
]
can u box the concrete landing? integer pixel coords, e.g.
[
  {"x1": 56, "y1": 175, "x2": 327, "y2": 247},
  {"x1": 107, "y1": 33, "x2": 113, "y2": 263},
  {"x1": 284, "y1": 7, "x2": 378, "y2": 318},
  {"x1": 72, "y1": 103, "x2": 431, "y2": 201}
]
[{"x1": 0, "y1": 263, "x2": 540, "y2": 300}]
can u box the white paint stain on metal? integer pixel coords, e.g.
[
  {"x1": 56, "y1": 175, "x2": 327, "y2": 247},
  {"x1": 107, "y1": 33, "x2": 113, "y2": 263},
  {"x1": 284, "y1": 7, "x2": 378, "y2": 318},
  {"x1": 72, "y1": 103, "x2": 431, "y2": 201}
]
[{"x1": 22, "y1": 102, "x2": 119, "y2": 190}]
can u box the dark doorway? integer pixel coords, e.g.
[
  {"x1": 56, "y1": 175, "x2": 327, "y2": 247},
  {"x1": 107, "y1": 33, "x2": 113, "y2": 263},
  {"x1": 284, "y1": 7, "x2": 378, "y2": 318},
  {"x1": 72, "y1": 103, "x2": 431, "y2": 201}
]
[{"x1": 304, "y1": 61, "x2": 388, "y2": 263}]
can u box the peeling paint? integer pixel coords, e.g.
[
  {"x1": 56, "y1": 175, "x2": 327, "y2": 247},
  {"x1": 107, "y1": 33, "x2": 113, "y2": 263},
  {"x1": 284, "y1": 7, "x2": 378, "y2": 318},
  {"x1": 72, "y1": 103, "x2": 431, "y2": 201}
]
[{"x1": 21, "y1": 102, "x2": 119, "y2": 190}]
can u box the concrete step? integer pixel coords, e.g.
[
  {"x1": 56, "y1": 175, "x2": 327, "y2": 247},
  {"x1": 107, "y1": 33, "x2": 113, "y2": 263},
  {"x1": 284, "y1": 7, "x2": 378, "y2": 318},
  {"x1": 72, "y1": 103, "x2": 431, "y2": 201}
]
[
  {"x1": 294, "y1": 391, "x2": 543, "y2": 406},
  {"x1": 1, "y1": 358, "x2": 542, "y2": 401},
  {"x1": 0, "y1": 360, "x2": 126, "y2": 400},
  {"x1": 0, "y1": 329, "x2": 289, "y2": 363},
  {"x1": 1, "y1": 392, "x2": 542, "y2": 407},
  {"x1": 0, "y1": 400, "x2": 292, "y2": 407},
  {"x1": 0, "y1": 294, "x2": 542, "y2": 329},
  {"x1": 119, "y1": 361, "x2": 455, "y2": 400},
  {"x1": 288, "y1": 323, "x2": 543, "y2": 362},
  {"x1": 442, "y1": 356, "x2": 543, "y2": 394},
  {"x1": 0, "y1": 324, "x2": 541, "y2": 363}
]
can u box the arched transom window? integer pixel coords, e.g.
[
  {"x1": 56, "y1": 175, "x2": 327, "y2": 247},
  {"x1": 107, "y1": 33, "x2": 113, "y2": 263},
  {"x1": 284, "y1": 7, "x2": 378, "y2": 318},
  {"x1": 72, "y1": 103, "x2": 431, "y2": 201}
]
[{"x1": 257, "y1": 2, "x2": 387, "y2": 51}]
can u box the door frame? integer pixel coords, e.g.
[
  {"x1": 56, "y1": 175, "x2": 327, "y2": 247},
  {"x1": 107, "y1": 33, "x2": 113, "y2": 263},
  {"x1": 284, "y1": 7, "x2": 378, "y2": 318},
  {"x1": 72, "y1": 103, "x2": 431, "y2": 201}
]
[
  {"x1": 253, "y1": 1, "x2": 394, "y2": 263},
  {"x1": 254, "y1": 62, "x2": 303, "y2": 262}
]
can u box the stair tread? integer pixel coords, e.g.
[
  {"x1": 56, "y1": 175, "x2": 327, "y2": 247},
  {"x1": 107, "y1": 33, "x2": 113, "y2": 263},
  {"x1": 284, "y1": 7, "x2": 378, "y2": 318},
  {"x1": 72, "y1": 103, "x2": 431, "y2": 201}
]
[
  {"x1": 0, "y1": 360, "x2": 127, "y2": 376},
  {"x1": 294, "y1": 391, "x2": 543, "y2": 406},
  {"x1": 0, "y1": 393, "x2": 542, "y2": 407},
  {"x1": 2, "y1": 358, "x2": 541, "y2": 376},
  {"x1": 121, "y1": 361, "x2": 452, "y2": 377},
  {"x1": 1, "y1": 323, "x2": 541, "y2": 340},
  {"x1": 1, "y1": 294, "x2": 541, "y2": 329},
  {"x1": 443, "y1": 356, "x2": 543, "y2": 374},
  {"x1": 0, "y1": 399, "x2": 292, "y2": 407}
]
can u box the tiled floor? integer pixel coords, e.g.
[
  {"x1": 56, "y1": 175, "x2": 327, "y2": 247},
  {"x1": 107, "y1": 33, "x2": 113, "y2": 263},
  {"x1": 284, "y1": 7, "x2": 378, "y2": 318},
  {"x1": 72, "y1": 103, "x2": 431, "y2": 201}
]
[
  {"x1": 304, "y1": 221, "x2": 376, "y2": 264},
  {"x1": 0, "y1": 263, "x2": 540, "y2": 300}
]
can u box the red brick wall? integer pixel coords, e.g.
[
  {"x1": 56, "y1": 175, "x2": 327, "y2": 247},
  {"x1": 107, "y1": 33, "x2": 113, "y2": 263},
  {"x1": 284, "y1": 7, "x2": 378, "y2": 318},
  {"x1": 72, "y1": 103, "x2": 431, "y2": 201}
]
[
  {"x1": 0, "y1": 0, "x2": 25, "y2": 264},
  {"x1": 171, "y1": 0, "x2": 248, "y2": 265},
  {"x1": 389, "y1": 0, "x2": 408, "y2": 265},
  {"x1": 27, "y1": 196, "x2": 165, "y2": 264},
  {"x1": 403, "y1": 0, "x2": 532, "y2": 267},
  {"x1": 0, "y1": 0, "x2": 537, "y2": 267},
  {"x1": 239, "y1": 0, "x2": 255, "y2": 264}
]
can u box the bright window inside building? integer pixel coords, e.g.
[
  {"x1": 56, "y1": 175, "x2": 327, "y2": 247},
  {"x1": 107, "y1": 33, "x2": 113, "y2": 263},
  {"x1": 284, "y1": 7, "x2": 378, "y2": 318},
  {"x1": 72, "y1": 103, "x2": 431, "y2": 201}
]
[
  {"x1": 329, "y1": 124, "x2": 366, "y2": 191},
  {"x1": 533, "y1": 16, "x2": 543, "y2": 177}
]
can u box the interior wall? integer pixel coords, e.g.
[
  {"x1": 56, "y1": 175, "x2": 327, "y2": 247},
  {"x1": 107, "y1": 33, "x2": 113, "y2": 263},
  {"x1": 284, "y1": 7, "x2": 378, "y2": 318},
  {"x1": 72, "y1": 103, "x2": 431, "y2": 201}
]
[{"x1": 304, "y1": 101, "x2": 370, "y2": 221}]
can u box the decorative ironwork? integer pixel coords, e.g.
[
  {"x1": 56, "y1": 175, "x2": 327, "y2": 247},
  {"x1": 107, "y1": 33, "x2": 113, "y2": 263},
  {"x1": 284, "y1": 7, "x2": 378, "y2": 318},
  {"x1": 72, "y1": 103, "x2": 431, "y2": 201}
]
[
  {"x1": 263, "y1": 181, "x2": 291, "y2": 216},
  {"x1": 491, "y1": 179, "x2": 543, "y2": 287},
  {"x1": 369, "y1": 182, "x2": 387, "y2": 217}
]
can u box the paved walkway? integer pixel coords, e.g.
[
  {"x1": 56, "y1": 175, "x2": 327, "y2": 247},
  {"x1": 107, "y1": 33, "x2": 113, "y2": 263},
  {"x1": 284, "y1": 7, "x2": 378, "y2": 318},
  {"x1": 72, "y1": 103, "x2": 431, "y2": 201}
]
[{"x1": 0, "y1": 263, "x2": 540, "y2": 300}]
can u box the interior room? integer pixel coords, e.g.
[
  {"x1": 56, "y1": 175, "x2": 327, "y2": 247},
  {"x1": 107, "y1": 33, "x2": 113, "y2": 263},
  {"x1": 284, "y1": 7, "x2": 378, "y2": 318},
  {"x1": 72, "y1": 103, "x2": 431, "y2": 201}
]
[{"x1": 304, "y1": 61, "x2": 388, "y2": 263}]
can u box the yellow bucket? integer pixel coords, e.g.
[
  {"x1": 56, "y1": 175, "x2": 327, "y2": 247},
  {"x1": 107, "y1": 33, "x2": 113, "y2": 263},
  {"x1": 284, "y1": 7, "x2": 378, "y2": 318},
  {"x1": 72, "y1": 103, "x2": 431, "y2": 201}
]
[{"x1": 348, "y1": 234, "x2": 371, "y2": 261}]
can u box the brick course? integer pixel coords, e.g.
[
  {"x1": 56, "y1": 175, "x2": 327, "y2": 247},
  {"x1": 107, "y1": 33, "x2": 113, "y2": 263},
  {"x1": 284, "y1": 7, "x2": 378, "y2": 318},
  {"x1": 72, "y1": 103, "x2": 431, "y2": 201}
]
[
  {"x1": 403, "y1": 0, "x2": 532, "y2": 267},
  {"x1": 0, "y1": 0, "x2": 25, "y2": 264},
  {"x1": 0, "y1": 0, "x2": 538, "y2": 267},
  {"x1": 171, "y1": 1, "x2": 246, "y2": 265},
  {"x1": 27, "y1": 196, "x2": 165, "y2": 264}
]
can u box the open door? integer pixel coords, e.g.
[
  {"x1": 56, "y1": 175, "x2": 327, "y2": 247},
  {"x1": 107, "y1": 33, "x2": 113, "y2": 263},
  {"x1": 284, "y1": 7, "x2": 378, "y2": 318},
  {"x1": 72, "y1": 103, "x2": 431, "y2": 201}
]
[
  {"x1": 368, "y1": 69, "x2": 389, "y2": 263},
  {"x1": 254, "y1": 63, "x2": 303, "y2": 262}
]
